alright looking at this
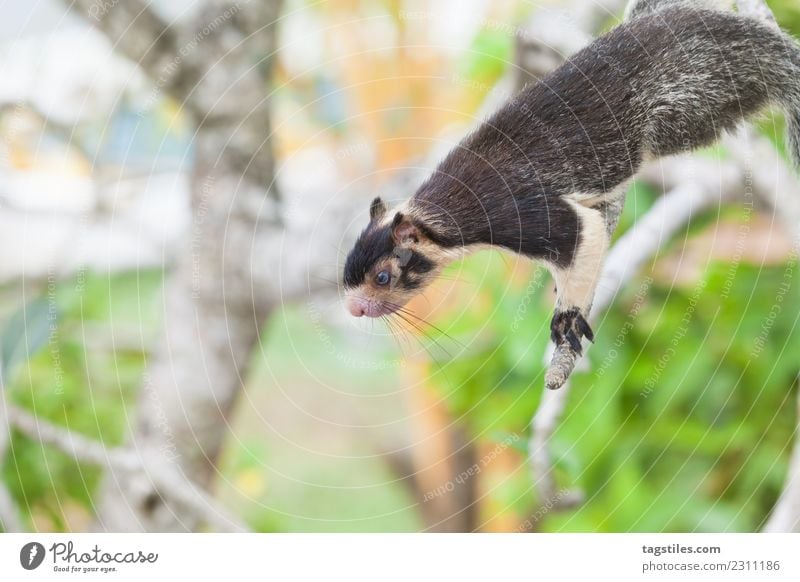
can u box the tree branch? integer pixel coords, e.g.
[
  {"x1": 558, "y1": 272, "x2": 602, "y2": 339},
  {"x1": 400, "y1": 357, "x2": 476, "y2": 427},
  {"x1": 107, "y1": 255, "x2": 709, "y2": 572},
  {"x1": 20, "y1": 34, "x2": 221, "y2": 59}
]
[
  {"x1": 764, "y1": 386, "x2": 800, "y2": 532},
  {"x1": 68, "y1": 0, "x2": 179, "y2": 85},
  {"x1": 515, "y1": 0, "x2": 626, "y2": 90},
  {"x1": 5, "y1": 405, "x2": 246, "y2": 532},
  {"x1": 531, "y1": 176, "x2": 723, "y2": 509},
  {"x1": 737, "y1": 0, "x2": 800, "y2": 535},
  {"x1": 538, "y1": 0, "x2": 796, "y2": 391},
  {"x1": 0, "y1": 394, "x2": 23, "y2": 532},
  {"x1": 530, "y1": 117, "x2": 800, "y2": 514},
  {"x1": 529, "y1": 0, "x2": 800, "y2": 524}
]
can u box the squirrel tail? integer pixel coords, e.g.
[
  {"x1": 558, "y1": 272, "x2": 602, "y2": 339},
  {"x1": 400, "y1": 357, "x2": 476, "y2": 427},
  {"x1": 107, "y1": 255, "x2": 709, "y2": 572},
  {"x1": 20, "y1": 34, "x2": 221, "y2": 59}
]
[
  {"x1": 626, "y1": 0, "x2": 800, "y2": 170},
  {"x1": 783, "y1": 94, "x2": 800, "y2": 171},
  {"x1": 770, "y1": 28, "x2": 800, "y2": 169}
]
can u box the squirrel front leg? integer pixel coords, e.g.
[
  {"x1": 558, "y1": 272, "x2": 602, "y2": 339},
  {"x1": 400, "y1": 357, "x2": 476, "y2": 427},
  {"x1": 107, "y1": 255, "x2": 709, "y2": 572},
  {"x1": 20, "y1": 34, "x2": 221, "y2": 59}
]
[
  {"x1": 543, "y1": 194, "x2": 617, "y2": 388},
  {"x1": 549, "y1": 200, "x2": 609, "y2": 351}
]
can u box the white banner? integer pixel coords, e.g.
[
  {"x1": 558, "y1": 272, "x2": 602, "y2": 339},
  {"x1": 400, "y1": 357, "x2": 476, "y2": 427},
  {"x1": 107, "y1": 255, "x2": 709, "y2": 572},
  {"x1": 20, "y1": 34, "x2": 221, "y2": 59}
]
[{"x1": 0, "y1": 533, "x2": 797, "y2": 581}]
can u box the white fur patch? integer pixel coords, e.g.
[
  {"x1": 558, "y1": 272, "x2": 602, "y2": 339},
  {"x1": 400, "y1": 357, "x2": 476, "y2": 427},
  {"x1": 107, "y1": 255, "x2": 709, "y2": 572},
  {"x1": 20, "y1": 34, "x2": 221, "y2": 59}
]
[{"x1": 547, "y1": 195, "x2": 613, "y2": 315}]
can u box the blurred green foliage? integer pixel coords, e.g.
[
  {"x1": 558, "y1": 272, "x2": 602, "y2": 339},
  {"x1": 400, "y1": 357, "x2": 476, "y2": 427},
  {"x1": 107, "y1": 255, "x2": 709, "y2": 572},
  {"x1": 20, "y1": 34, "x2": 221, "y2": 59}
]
[
  {"x1": 411, "y1": 0, "x2": 800, "y2": 532},
  {"x1": 769, "y1": 0, "x2": 800, "y2": 33},
  {"x1": 556, "y1": 259, "x2": 798, "y2": 532},
  {"x1": 425, "y1": 188, "x2": 799, "y2": 531},
  {"x1": 1, "y1": 271, "x2": 160, "y2": 530},
  {"x1": 3, "y1": 0, "x2": 800, "y2": 533}
]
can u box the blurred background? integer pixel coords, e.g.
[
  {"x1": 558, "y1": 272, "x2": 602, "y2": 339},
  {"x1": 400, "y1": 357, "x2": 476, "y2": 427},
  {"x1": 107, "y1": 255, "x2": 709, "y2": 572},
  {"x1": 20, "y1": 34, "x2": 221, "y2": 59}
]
[{"x1": 1, "y1": 0, "x2": 800, "y2": 533}]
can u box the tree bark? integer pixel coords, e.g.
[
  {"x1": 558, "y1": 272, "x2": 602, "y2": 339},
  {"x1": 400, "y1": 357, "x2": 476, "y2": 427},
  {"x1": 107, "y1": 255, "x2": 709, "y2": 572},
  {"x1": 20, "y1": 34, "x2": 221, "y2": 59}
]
[{"x1": 66, "y1": 0, "x2": 283, "y2": 531}]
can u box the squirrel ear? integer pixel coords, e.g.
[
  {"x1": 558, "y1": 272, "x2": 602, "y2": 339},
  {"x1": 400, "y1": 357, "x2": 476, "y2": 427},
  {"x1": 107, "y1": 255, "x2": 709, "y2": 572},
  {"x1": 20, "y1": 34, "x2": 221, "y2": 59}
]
[
  {"x1": 391, "y1": 212, "x2": 420, "y2": 244},
  {"x1": 369, "y1": 197, "x2": 387, "y2": 221}
]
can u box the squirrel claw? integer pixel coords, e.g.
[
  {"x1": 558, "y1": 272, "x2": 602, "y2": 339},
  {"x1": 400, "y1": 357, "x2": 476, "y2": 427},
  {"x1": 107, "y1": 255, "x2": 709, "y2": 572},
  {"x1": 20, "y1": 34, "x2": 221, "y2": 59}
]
[{"x1": 550, "y1": 308, "x2": 593, "y2": 356}]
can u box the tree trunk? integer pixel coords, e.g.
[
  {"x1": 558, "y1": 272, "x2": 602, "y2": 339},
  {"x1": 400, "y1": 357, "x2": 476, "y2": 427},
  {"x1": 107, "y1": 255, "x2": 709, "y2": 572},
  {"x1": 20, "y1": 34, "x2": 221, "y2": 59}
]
[
  {"x1": 66, "y1": 0, "x2": 284, "y2": 531},
  {"x1": 96, "y1": 132, "x2": 274, "y2": 530}
]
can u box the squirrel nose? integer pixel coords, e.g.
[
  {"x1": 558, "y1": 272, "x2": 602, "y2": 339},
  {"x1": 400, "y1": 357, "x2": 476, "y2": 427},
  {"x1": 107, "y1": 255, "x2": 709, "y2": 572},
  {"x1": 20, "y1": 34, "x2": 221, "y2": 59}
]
[{"x1": 346, "y1": 297, "x2": 367, "y2": 317}]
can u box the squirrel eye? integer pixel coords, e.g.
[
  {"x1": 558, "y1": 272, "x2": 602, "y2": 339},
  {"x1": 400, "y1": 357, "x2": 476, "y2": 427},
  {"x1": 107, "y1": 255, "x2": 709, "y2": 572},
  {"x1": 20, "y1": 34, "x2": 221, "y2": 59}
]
[{"x1": 375, "y1": 271, "x2": 391, "y2": 286}]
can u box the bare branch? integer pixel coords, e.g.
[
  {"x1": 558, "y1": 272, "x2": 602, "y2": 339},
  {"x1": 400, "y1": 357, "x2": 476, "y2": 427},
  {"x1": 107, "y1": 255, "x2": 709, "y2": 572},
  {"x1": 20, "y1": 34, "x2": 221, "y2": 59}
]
[
  {"x1": 764, "y1": 387, "x2": 800, "y2": 532},
  {"x1": 67, "y1": 0, "x2": 179, "y2": 86},
  {"x1": 531, "y1": 115, "x2": 800, "y2": 509},
  {"x1": 0, "y1": 395, "x2": 23, "y2": 532},
  {"x1": 531, "y1": 177, "x2": 722, "y2": 508},
  {"x1": 725, "y1": 127, "x2": 800, "y2": 244},
  {"x1": 530, "y1": 0, "x2": 800, "y2": 507},
  {"x1": 728, "y1": 0, "x2": 800, "y2": 532},
  {"x1": 5, "y1": 405, "x2": 246, "y2": 532},
  {"x1": 730, "y1": 132, "x2": 800, "y2": 534},
  {"x1": 0, "y1": 485, "x2": 21, "y2": 532},
  {"x1": 539, "y1": 0, "x2": 796, "y2": 391},
  {"x1": 515, "y1": 0, "x2": 626, "y2": 89}
]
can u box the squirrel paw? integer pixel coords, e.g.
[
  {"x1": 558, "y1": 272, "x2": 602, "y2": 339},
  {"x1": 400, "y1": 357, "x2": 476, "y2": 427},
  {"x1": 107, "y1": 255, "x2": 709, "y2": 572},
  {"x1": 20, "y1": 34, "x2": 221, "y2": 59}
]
[{"x1": 550, "y1": 308, "x2": 594, "y2": 355}]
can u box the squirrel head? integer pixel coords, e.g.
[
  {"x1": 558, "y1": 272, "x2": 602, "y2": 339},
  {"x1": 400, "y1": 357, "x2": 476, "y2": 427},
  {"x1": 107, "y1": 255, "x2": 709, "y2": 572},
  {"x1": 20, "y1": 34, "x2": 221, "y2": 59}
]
[{"x1": 342, "y1": 197, "x2": 443, "y2": 317}]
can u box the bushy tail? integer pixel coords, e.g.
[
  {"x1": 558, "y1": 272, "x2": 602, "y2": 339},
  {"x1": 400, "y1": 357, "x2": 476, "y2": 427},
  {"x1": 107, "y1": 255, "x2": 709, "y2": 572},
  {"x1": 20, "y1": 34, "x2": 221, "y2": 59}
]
[
  {"x1": 627, "y1": 0, "x2": 800, "y2": 170},
  {"x1": 783, "y1": 99, "x2": 800, "y2": 171},
  {"x1": 775, "y1": 30, "x2": 800, "y2": 169},
  {"x1": 734, "y1": 0, "x2": 800, "y2": 171}
]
